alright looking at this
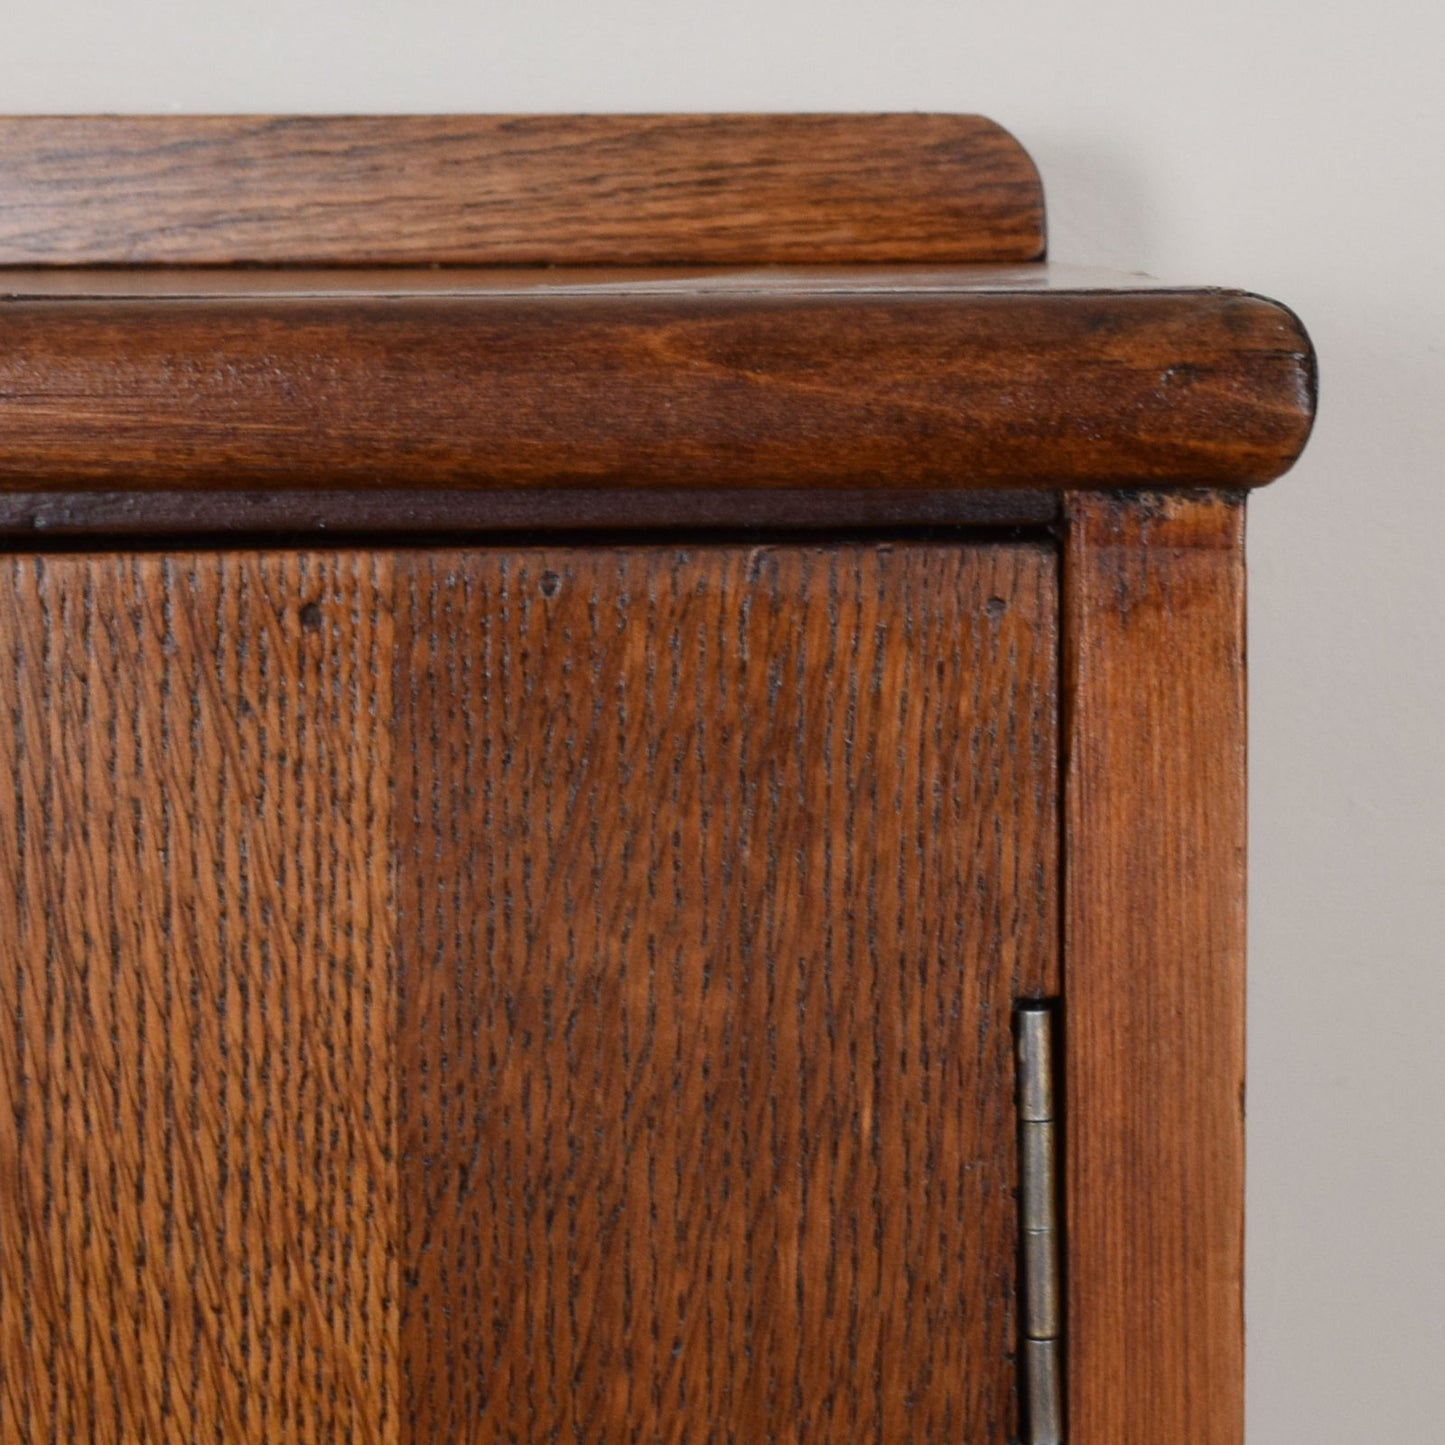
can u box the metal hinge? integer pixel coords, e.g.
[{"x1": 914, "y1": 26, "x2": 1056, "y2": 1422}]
[{"x1": 1017, "y1": 1002, "x2": 1065, "y2": 1445}]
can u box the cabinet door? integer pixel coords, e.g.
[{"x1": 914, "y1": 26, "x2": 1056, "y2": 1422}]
[{"x1": 0, "y1": 543, "x2": 1057, "y2": 1443}]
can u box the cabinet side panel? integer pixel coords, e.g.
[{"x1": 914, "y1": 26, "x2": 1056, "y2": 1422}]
[
  {"x1": 0, "y1": 553, "x2": 399, "y2": 1442},
  {"x1": 1062, "y1": 492, "x2": 1246, "y2": 1445},
  {"x1": 393, "y1": 543, "x2": 1058, "y2": 1443}
]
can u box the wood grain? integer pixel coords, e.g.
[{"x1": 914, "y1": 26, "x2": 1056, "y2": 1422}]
[
  {"x1": 392, "y1": 542, "x2": 1059, "y2": 1441},
  {"x1": 0, "y1": 552, "x2": 398, "y2": 1441},
  {"x1": 0, "y1": 540, "x2": 1057, "y2": 1440},
  {"x1": 0, "y1": 114, "x2": 1045, "y2": 266},
  {"x1": 1061, "y1": 491, "x2": 1247, "y2": 1445},
  {"x1": 0, "y1": 285, "x2": 1315, "y2": 491}
]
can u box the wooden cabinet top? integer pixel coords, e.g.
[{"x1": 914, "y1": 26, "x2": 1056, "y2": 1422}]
[{"x1": 0, "y1": 113, "x2": 1315, "y2": 516}]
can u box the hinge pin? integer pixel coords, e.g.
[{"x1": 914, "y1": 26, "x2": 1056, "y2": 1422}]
[{"x1": 1017, "y1": 1003, "x2": 1064, "y2": 1445}]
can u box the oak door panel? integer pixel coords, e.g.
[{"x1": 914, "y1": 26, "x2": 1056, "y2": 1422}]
[
  {"x1": 0, "y1": 552, "x2": 397, "y2": 1442},
  {"x1": 0, "y1": 541, "x2": 1056, "y2": 1443},
  {"x1": 393, "y1": 544, "x2": 1058, "y2": 1443}
]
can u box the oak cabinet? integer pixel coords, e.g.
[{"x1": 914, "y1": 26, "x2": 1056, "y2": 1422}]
[{"x1": 0, "y1": 116, "x2": 1314, "y2": 1444}]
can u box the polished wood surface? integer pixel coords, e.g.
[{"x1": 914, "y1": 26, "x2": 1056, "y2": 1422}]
[
  {"x1": 0, "y1": 541, "x2": 1057, "y2": 1442},
  {"x1": 0, "y1": 115, "x2": 1044, "y2": 266},
  {"x1": 395, "y1": 543, "x2": 1058, "y2": 1441},
  {"x1": 0, "y1": 262, "x2": 1160, "y2": 297},
  {"x1": 0, "y1": 552, "x2": 397, "y2": 1441},
  {"x1": 1061, "y1": 491, "x2": 1247, "y2": 1445},
  {"x1": 0, "y1": 278, "x2": 1314, "y2": 491}
]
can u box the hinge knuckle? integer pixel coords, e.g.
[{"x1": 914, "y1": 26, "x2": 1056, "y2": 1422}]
[{"x1": 1017, "y1": 1002, "x2": 1065, "y2": 1445}]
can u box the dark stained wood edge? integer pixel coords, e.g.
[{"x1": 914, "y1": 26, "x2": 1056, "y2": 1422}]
[
  {"x1": 0, "y1": 114, "x2": 1046, "y2": 266},
  {"x1": 0, "y1": 487, "x2": 1058, "y2": 537},
  {"x1": 1061, "y1": 490, "x2": 1247, "y2": 1445},
  {"x1": 0, "y1": 288, "x2": 1315, "y2": 491}
]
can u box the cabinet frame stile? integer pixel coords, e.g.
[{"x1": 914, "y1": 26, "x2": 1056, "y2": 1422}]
[{"x1": 1061, "y1": 489, "x2": 1248, "y2": 1445}]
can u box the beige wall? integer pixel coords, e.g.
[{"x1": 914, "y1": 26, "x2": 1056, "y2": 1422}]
[{"x1": 5, "y1": 3, "x2": 1442, "y2": 1438}]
